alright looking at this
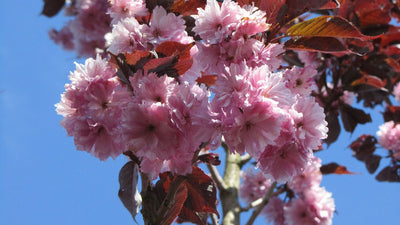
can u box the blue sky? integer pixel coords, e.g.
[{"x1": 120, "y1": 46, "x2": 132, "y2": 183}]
[{"x1": 1, "y1": 1, "x2": 399, "y2": 225}]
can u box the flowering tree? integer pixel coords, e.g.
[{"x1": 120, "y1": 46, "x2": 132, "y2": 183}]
[{"x1": 43, "y1": 0, "x2": 400, "y2": 224}]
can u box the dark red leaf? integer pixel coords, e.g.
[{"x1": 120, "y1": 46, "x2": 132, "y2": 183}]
[
  {"x1": 198, "y1": 153, "x2": 221, "y2": 166},
  {"x1": 376, "y1": 166, "x2": 400, "y2": 182},
  {"x1": 354, "y1": 0, "x2": 392, "y2": 27},
  {"x1": 351, "y1": 73, "x2": 387, "y2": 90},
  {"x1": 325, "y1": 111, "x2": 341, "y2": 145},
  {"x1": 156, "y1": 42, "x2": 194, "y2": 58},
  {"x1": 320, "y1": 162, "x2": 357, "y2": 175},
  {"x1": 383, "y1": 106, "x2": 400, "y2": 123},
  {"x1": 178, "y1": 167, "x2": 219, "y2": 224},
  {"x1": 346, "y1": 38, "x2": 374, "y2": 55},
  {"x1": 365, "y1": 154, "x2": 381, "y2": 174},
  {"x1": 144, "y1": 55, "x2": 178, "y2": 72},
  {"x1": 41, "y1": 0, "x2": 65, "y2": 17},
  {"x1": 160, "y1": 185, "x2": 188, "y2": 225},
  {"x1": 110, "y1": 54, "x2": 135, "y2": 89},
  {"x1": 286, "y1": 16, "x2": 365, "y2": 39},
  {"x1": 125, "y1": 51, "x2": 152, "y2": 65},
  {"x1": 339, "y1": 104, "x2": 372, "y2": 133},
  {"x1": 285, "y1": 0, "x2": 334, "y2": 22},
  {"x1": 284, "y1": 37, "x2": 350, "y2": 53},
  {"x1": 145, "y1": 0, "x2": 174, "y2": 12},
  {"x1": 379, "y1": 26, "x2": 400, "y2": 47},
  {"x1": 349, "y1": 134, "x2": 377, "y2": 162},
  {"x1": 170, "y1": 0, "x2": 207, "y2": 17},
  {"x1": 196, "y1": 74, "x2": 218, "y2": 87}
]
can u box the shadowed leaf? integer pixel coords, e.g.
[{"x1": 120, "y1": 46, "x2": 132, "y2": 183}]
[
  {"x1": 285, "y1": 37, "x2": 349, "y2": 53},
  {"x1": 365, "y1": 154, "x2": 381, "y2": 174},
  {"x1": 376, "y1": 166, "x2": 400, "y2": 182},
  {"x1": 286, "y1": 16, "x2": 365, "y2": 38},
  {"x1": 41, "y1": 0, "x2": 65, "y2": 17},
  {"x1": 320, "y1": 162, "x2": 357, "y2": 175},
  {"x1": 325, "y1": 112, "x2": 341, "y2": 145},
  {"x1": 383, "y1": 106, "x2": 400, "y2": 123},
  {"x1": 339, "y1": 104, "x2": 371, "y2": 133},
  {"x1": 349, "y1": 134, "x2": 377, "y2": 162},
  {"x1": 118, "y1": 161, "x2": 142, "y2": 221}
]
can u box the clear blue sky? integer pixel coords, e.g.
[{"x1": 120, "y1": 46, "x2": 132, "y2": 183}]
[{"x1": 1, "y1": 1, "x2": 399, "y2": 225}]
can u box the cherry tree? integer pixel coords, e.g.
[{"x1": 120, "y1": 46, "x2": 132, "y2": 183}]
[{"x1": 43, "y1": 0, "x2": 400, "y2": 224}]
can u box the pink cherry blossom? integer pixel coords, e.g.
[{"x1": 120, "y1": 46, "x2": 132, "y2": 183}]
[
  {"x1": 193, "y1": 0, "x2": 245, "y2": 44},
  {"x1": 249, "y1": 65, "x2": 294, "y2": 107},
  {"x1": 48, "y1": 24, "x2": 75, "y2": 51},
  {"x1": 224, "y1": 100, "x2": 284, "y2": 157},
  {"x1": 121, "y1": 102, "x2": 177, "y2": 161},
  {"x1": 393, "y1": 82, "x2": 400, "y2": 102},
  {"x1": 56, "y1": 55, "x2": 130, "y2": 160},
  {"x1": 232, "y1": 4, "x2": 270, "y2": 40},
  {"x1": 143, "y1": 6, "x2": 190, "y2": 45},
  {"x1": 288, "y1": 156, "x2": 323, "y2": 193},
  {"x1": 290, "y1": 96, "x2": 328, "y2": 151},
  {"x1": 240, "y1": 169, "x2": 273, "y2": 203},
  {"x1": 262, "y1": 197, "x2": 285, "y2": 225},
  {"x1": 377, "y1": 121, "x2": 400, "y2": 151},
  {"x1": 284, "y1": 187, "x2": 335, "y2": 225},
  {"x1": 258, "y1": 138, "x2": 311, "y2": 183},
  {"x1": 60, "y1": 116, "x2": 124, "y2": 161},
  {"x1": 108, "y1": 0, "x2": 147, "y2": 24},
  {"x1": 106, "y1": 17, "x2": 147, "y2": 54},
  {"x1": 284, "y1": 66, "x2": 318, "y2": 96}
]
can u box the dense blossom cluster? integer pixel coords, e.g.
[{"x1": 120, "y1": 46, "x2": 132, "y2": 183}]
[
  {"x1": 55, "y1": 0, "x2": 333, "y2": 223},
  {"x1": 56, "y1": 0, "x2": 329, "y2": 183},
  {"x1": 241, "y1": 156, "x2": 335, "y2": 225}
]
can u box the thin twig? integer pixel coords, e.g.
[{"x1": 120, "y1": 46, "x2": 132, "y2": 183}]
[
  {"x1": 241, "y1": 198, "x2": 263, "y2": 212},
  {"x1": 245, "y1": 182, "x2": 277, "y2": 225},
  {"x1": 241, "y1": 187, "x2": 285, "y2": 212},
  {"x1": 207, "y1": 164, "x2": 227, "y2": 191},
  {"x1": 239, "y1": 154, "x2": 252, "y2": 167}
]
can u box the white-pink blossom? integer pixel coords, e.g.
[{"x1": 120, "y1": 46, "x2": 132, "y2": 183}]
[
  {"x1": 240, "y1": 169, "x2": 273, "y2": 203},
  {"x1": 377, "y1": 121, "x2": 400, "y2": 151},
  {"x1": 106, "y1": 17, "x2": 146, "y2": 54},
  {"x1": 193, "y1": 0, "x2": 245, "y2": 44}
]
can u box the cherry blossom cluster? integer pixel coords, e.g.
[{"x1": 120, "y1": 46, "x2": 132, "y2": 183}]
[
  {"x1": 56, "y1": 0, "x2": 329, "y2": 184},
  {"x1": 375, "y1": 82, "x2": 400, "y2": 160},
  {"x1": 49, "y1": 0, "x2": 112, "y2": 57},
  {"x1": 240, "y1": 156, "x2": 335, "y2": 225}
]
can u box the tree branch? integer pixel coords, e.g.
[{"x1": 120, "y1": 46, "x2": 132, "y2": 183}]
[
  {"x1": 239, "y1": 154, "x2": 252, "y2": 167},
  {"x1": 207, "y1": 164, "x2": 228, "y2": 191},
  {"x1": 210, "y1": 213, "x2": 219, "y2": 225},
  {"x1": 245, "y1": 182, "x2": 277, "y2": 225},
  {"x1": 240, "y1": 198, "x2": 263, "y2": 212}
]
